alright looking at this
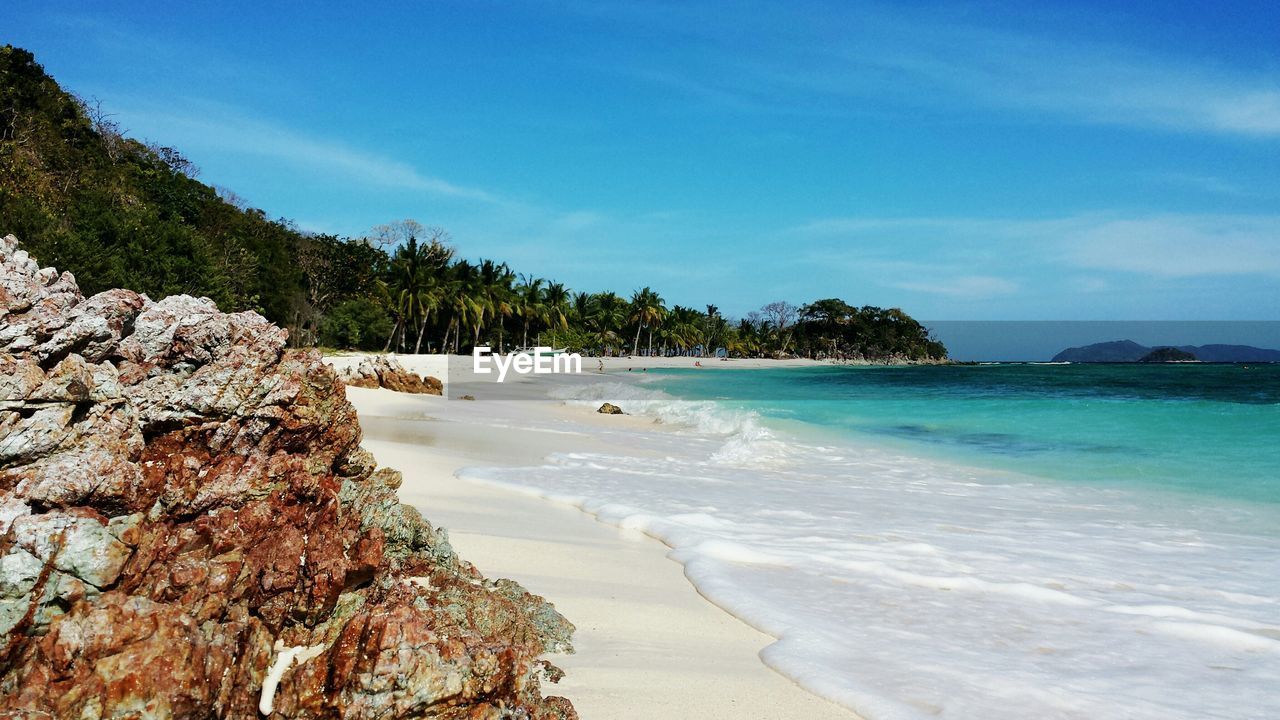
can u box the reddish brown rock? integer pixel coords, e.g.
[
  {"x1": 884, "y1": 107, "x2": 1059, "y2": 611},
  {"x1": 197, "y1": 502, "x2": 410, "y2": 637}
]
[
  {"x1": 339, "y1": 356, "x2": 443, "y2": 395},
  {"x1": 0, "y1": 235, "x2": 575, "y2": 719}
]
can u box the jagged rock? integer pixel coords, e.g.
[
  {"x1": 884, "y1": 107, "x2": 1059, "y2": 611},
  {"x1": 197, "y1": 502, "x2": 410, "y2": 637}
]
[
  {"x1": 338, "y1": 356, "x2": 443, "y2": 395},
  {"x1": 0, "y1": 235, "x2": 575, "y2": 719},
  {"x1": 597, "y1": 403, "x2": 624, "y2": 415}
]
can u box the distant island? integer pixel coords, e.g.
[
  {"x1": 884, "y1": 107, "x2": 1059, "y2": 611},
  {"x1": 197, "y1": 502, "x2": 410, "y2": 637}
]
[
  {"x1": 1052, "y1": 340, "x2": 1280, "y2": 363},
  {"x1": 1137, "y1": 347, "x2": 1197, "y2": 363}
]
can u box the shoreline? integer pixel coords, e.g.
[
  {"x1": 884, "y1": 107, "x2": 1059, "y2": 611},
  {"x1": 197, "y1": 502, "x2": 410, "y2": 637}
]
[
  {"x1": 324, "y1": 351, "x2": 947, "y2": 377},
  {"x1": 340, "y1": 374, "x2": 861, "y2": 719},
  {"x1": 333, "y1": 353, "x2": 1280, "y2": 720}
]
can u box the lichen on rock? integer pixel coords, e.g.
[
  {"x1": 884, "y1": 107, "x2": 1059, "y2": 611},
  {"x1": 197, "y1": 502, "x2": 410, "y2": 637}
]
[{"x1": 0, "y1": 234, "x2": 575, "y2": 718}]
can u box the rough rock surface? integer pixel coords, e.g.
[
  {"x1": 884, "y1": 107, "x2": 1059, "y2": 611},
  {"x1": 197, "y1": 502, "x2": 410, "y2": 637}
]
[
  {"x1": 0, "y1": 235, "x2": 575, "y2": 719},
  {"x1": 596, "y1": 403, "x2": 624, "y2": 415},
  {"x1": 339, "y1": 356, "x2": 443, "y2": 395}
]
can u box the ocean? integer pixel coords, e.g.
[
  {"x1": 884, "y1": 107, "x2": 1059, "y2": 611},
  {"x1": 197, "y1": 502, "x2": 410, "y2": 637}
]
[{"x1": 459, "y1": 364, "x2": 1280, "y2": 719}]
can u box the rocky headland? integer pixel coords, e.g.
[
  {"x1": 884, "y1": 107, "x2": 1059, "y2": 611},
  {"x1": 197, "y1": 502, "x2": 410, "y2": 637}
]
[{"x1": 0, "y1": 235, "x2": 575, "y2": 718}]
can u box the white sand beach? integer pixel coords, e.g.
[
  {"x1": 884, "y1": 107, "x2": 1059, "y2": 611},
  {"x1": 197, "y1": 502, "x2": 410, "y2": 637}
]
[
  {"x1": 333, "y1": 354, "x2": 860, "y2": 719},
  {"x1": 326, "y1": 351, "x2": 829, "y2": 377}
]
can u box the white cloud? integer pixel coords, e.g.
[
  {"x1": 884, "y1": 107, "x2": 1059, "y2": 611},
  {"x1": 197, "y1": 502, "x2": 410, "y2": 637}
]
[
  {"x1": 1066, "y1": 215, "x2": 1280, "y2": 277},
  {"x1": 892, "y1": 275, "x2": 1020, "y2": 299},
  {"x1": 1068, "y1": 276, "x2": 1110, "y2": 294},
  {"x1": 120, "y1": 101, "x2": 498, "y2": 202},
  {"x1": 608, "y1": 2, "x2": 1280, "y2": 138},
  {"x1": 1153, "y1": 172, "x2": 1252, "y2": 197},
  {"x1": 858, "y1": 22, "x2": 1280, "y2": 137},
  {"x1": 789, "y1": 212, "x2": 1280, "y2": 281},
  {"x1": 549, "y1": 210, "x2": 607, "y2": 232}
]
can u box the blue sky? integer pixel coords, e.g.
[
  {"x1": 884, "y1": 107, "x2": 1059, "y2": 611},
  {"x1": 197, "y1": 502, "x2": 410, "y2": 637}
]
[{"x1": 5, "y1": 0, "x2": 1279, "y2": 320}]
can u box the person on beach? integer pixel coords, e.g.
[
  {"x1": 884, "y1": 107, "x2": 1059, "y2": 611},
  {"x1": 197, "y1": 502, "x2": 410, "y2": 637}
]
[{"x1": 598, "y1": 359, "x2": 605, "y2": 373}]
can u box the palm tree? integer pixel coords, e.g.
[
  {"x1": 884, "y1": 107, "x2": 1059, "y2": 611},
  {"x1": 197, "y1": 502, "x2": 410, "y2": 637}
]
[
  {"x1": 439, "y1": 260, "x2": 480, "y2": 353},
  {"x1": 702, "y1": 304, "x2": 724, "y2": 357},
  {"x1": 381, "y1": 237, "x2": 424, "y2": 352},
  {"x1": 628, "y1": 287, "x2": 666, "y2": 357},
  {"x1": 734, "y1": 318, "x2": 761, "y2": 357},
  {"x1": 570, "y1": 291, "x2": 592, "y2": 326},
  {"x1": 475, "y1": 259, "x2": 515, "y2": 351},
  {"x1": 587, "y1": 292, "x2": 627, "y2": 355},
  {"x1": 378, "y1": 234, "x2": 453, "y2": 353},
  {"x1": 543, "y1": 282, "x2": 571, "y2": 347},
  {"x1": 662, "y1": 305, "x2": 702, "y2": 355},
  {"x1": 411, "y1": 273, "x2": 443, "y2": 354},
  {"x1": 516, "y1": 274, "x2": 547, "y2": 349}
]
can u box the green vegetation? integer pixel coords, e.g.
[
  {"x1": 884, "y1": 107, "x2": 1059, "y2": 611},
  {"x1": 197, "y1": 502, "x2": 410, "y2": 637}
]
[{"x1": 1, "y1": 45, "x2": 946, "y2": 361}]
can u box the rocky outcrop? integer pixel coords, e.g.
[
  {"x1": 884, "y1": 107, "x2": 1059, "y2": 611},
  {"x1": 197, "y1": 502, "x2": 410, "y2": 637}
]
[
  {"x1": 0, "y1": 235, "x2": 575, "y2": 718},
  {"x1": 339, "y1": 356, "x2": 443, "y2": 395},
  {"x1": 596, "y1": 403, "x2": 624, "y2": 415}
]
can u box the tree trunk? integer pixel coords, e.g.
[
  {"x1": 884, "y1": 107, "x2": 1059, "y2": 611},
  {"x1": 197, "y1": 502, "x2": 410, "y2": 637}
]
[
  {"x1": 647, "y1": 329, "x2": 653, "y2": 356},
  {"x1": 631, "y1": 324, "x2": 642, "y2": 357},
  {"x1": 414, "y1": 312, "x2": 430, "y2": 354},
  {"x1": 522, "y1": 321, "x2": 529, "y2": 349},
  {"x1": 383, "y1": 318, "x2": 401, "y2": 353}
]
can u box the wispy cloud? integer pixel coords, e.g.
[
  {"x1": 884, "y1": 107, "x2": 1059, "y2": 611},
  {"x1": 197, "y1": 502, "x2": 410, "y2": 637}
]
[
  {"x1": 599, "y1": 1, "x2": 1280, "y2": 138},
  {"x1": 789, "y1": 212, "x2": 1280, "y2": 280},
  {"x1": 1149, "y1": 172, "x2": 1275, "y2": 199},
  {"x1": 119, "y1": 101, "x2": 498, "y2": 202},
  {"x1": 891, "y1": 275, "x2": 1020, "y2": 299},
  {"x1": 1067, "y1": 215, "x2": 1280, "y2": 277},
  {"x1": 844, "y1": 15, "x2": 1280, "y2": 138}
]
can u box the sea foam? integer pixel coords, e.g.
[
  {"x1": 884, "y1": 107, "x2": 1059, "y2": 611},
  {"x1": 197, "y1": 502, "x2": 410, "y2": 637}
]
[{"x1": 459, "y1": 379, "x2": 1280, "y2": 720}]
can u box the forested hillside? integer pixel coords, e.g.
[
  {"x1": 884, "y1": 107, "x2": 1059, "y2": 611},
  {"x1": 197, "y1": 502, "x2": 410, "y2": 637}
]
[
  {"x1": 0, "y1": 45, "x2": 946, "y2": 361},
  {"x1": 0, "y1": 45, "x2": 361, "y2": 342}
]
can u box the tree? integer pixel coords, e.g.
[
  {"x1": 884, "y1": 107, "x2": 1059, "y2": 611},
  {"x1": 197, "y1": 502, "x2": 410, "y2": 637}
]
[
  {"x1": 319, "y1": 298, "x2": 394, "y2": 350},
  {"x1": 587, "y1": 292, "x2": 627, "y2": 354},
  {"x1": 379, "y1": 230, "x2": 453, "y2": 353},
  {"x1": 542, "y1": 282, "x2": 571, "y2": 347},
  {"x1": 628, "y1": 287, "x2": 666, "y2": 356},
  {"x1": 516, "y1": 274, "x2": 546, "y2": 349},
  {"x1": 760, "y1": 300, "x2": 798, "y2": 356},
  {"x1": 366, "y1": 219, "x2": 432, "y2": 250},
  {"x1": 660, "y1": 305, "x2": 702, "y2": 355},
  {"x1": 439, "y1": 260, "x2": 480, "y2": 353},
  {"x1": 800, "y1": 298, "x2": 854, "y2": 326}
]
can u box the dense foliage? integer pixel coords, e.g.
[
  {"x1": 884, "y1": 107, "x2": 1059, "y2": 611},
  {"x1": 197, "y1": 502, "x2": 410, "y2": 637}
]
[{"x1": 0, "y1": 46, "x2": 946, "y2": 361}]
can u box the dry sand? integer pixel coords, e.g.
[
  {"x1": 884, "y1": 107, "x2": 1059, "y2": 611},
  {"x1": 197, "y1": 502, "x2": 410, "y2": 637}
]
[
  {"x1": 339, "y1": 369, "x2": 860, "y2": 719},
  {"x1": 324, "y1": 351, "x2": 829, "y2": 382}
]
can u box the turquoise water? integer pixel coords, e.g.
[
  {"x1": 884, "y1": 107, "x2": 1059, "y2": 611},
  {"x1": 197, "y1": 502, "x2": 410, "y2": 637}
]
[
  {"x1": 473, "y1": 364, "x2": 1280, "y2": 718},
  {"x1": 642, "y1": 363, "x2": 1280, "y2": 505}
]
